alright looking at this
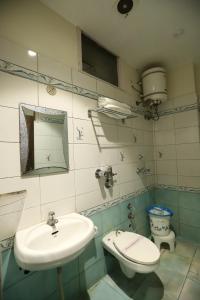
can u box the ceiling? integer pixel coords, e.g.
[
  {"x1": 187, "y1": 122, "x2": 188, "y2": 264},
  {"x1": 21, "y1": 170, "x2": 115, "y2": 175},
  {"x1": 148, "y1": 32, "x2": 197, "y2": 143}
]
[{"x1": 41, "y1": 0, "x2": 200, "y2": 70}]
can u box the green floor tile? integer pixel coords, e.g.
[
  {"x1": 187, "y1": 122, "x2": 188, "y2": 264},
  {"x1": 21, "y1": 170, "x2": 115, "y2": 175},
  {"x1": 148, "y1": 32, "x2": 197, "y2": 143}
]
[
  {"x1": 87, "y1": 276, "x2": 131, "y2": 300},
  {"x1": 179, "y1": 278, "x2": 200, "y2": 300}
]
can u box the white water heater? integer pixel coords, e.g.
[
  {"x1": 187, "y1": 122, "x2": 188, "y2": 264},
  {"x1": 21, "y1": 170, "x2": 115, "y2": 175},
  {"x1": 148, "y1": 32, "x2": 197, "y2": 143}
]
[{"x1": 141, "y1": 67, "x2": 167, "y2": 105}]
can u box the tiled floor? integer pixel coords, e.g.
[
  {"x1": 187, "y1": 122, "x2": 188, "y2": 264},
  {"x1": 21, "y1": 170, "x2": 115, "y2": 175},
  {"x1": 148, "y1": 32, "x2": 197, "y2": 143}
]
[{"x1": 84, "y1": 239, "x2": 200, "y2": 300}]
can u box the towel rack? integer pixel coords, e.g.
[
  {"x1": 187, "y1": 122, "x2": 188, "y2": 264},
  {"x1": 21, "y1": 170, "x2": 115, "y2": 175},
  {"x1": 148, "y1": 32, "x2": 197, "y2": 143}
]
[{"x1": 88, "y1": 107, "x2": 138, "y2": 120}]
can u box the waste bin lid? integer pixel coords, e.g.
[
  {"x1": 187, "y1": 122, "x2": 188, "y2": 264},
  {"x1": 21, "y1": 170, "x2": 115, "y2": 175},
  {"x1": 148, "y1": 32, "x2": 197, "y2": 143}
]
[{"x1": 146, "y1": 205, "x2": 173, "y2": 217}]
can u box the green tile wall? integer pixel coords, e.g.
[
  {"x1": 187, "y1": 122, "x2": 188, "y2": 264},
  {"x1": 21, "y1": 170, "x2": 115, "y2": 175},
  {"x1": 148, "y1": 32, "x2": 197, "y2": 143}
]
[
  {"x1": 154, "y1": 188, "x2": 200, "y2": 243},
  {"x1": 2, "y1": 191, "x2": 153, "y2": 300}
]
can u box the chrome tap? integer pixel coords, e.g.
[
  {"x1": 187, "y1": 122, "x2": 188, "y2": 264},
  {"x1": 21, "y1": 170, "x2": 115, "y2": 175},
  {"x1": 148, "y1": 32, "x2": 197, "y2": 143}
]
[
  {"x1": 136, "y1": 167, "x2": 151, "y2": 176},
  {"x1": 105, "y1": 166, "x2": 117, "y2": 188},
  {"x1": 95, "y1": 166, "x2": 117, "y2": 189},
  {"x1": 47, "y1": 211, "x2": 58, "y2": 227}
]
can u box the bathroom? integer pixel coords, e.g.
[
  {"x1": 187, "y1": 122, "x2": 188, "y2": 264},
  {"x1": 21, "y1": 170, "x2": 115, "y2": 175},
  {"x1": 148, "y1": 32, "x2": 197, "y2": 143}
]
[{"x1": 0, "y1": 0, "x2": 200, "y2": 299}]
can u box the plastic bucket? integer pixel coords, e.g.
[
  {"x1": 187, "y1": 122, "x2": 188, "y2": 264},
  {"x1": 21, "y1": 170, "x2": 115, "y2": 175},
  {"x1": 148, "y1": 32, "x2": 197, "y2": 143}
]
[{"x1": 147, "y1": 206, "x2": 173, "y2": 237}]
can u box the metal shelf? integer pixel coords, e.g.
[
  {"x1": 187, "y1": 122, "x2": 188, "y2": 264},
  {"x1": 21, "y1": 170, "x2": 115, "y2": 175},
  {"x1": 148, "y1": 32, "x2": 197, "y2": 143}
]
[{"x1": 88, "y1": 107, "x2": 138, "y2": 120}]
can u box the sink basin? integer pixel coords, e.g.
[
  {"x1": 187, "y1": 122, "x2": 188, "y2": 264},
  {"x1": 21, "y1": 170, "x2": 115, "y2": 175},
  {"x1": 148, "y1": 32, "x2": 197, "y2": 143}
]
[{"x1": 14, "y1": 213, "x2": 96, "y2": 271}]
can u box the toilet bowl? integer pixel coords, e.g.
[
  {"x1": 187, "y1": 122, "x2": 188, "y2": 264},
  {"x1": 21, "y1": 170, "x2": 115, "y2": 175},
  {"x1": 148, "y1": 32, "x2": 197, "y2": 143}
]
[{"x1": 102, "y1": 231, "x2": 160, "y2": 278}]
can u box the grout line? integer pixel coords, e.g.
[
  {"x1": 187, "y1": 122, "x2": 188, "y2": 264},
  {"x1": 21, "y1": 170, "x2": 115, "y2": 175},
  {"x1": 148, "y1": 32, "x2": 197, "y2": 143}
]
[{"x1": 177, "y1": 246, "x2": 197, "y2": 299}]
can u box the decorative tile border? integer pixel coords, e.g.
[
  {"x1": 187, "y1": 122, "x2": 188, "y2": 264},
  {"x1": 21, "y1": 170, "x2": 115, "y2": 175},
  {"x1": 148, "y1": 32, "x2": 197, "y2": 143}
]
[
  {"x1": 81, "y1": 185, "x2": 154, "y2": 217},
  {"x1": 0, "y1": 58, "x2": 199, "y2": 117},
  {"x1": 0, "y1": 237, "x2": 14, "y2": 252},
  {"x1": 1, "y1": 183, "x2": 200, "y2": 251},
  {"x1": 0, "y1": 185, "x2": 153, "y2": 251},
  {"x1": 0, "y1": 58, "x2": 141, "y2": 112},
  {"x1": 155, "y1": 184, "x2": 200, "y2": 193},
  {"x1": 0, "y1": 58, "x2": 98, "y2": 100},
  {"x1": 158, "y1": 103, "x2": 199, "y2": 117}
]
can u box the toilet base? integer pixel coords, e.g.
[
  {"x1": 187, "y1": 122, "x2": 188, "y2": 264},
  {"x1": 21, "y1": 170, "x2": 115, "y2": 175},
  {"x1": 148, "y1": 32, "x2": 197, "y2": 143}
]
[
  {"x1": 119, "y1": 261, "x2": 135, "y2": 278},
  {"x1": 152, "y1": 231, "x2": 175, "y2": 252}
]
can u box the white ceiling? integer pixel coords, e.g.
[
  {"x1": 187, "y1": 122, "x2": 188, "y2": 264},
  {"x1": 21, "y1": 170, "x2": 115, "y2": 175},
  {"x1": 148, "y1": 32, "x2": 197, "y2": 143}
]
[{"x1": 41, "y1": 0, "x2": 200, "y2": 70}]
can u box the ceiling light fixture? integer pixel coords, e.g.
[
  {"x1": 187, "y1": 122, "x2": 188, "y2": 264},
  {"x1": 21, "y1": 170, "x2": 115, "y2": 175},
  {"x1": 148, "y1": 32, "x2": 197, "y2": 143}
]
[
  {"x1": 28, "y1": 50, "x2": 37, "y2": 57},
  {"x1": 117, "y1": 0, "x2": 133, "y2": 15}
]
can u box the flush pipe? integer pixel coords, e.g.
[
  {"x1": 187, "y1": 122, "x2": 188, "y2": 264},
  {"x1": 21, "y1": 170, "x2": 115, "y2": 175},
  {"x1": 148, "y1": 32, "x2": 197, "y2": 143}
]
[{"x1": 57, "y1": 267, "x2": 65, "y2": 300}]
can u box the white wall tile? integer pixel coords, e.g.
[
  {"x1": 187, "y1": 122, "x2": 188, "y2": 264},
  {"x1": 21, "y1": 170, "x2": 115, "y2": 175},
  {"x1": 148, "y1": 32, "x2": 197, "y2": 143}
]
[
  {"x1": 143, "y1": 130, "x2": 153, "y2": 145},
  {"x1": 0, "y1": 191, "x2": 25, "y2": 216},
  {"x1": 76, "y1": 190, "x2": 104, "y2": 212},
  {"x1": 72, "y1": 70, "x2": 97, "y2": 92},
  {"x1": 132, "y1": 129, "x2": 144, "y2": 145},
  {"x1": 73, "y1": 119, "x2": 96, "y2": 144},
  {"x1": 119, "y1": 181, "x2": 135, "y2": 196},
  {"x1": 168, "y1": 64, "x2": 196, "y2": 99},
  {"x1": 67, "y1": 117, "x2": 74, "y2": 143},
  {"x1": 74, "y1": 144, "x2": 100, "y2": 169},
  {"x1": 0, "y1": 72, "x2": 38, "y2": 108},
  {"x1": 141, "y1": 146, "x2": 154, "y2": 161},
  {"x1": 68, "y1": 144, "x2": 74, "y2": 170},
  {"x1": 178, "y1": 176, "x2": 200, "y2": 188},
  {"x1": 154, "y1": 115, "x2": 174, "y2": 131},
  {"x1": 0, "y1": 177, "x2": 40, "y2": 209},
  {"x1": 38, "y1": 54, "x2": 72, "y2": 83},
  {"x1": 0, "y1": 53, "x2": 158, "y2": 228},
  {"x1": 75, "y1": 168, "x2": 98, "y2": 195},
  {"x1": 95, "y1": 123, "x2": 118, "y2": 146},
  {"x1": 72, "y1": 94, "x2": 97, "y2": 120},
  {"x1": 114, "y1": 88, "x2": 134, "y2": 106},
  {"x1": 0, "y1": 107, "x2": 19, "y2": 142},
  {"x1": 18, "y1": 206, "x2": 41, "y2": 230},
  {"x1": 157, "y1": 160, "x2": 177, "y2": 176},
  {"x1": 157, "y1": 175, "x2": 178, "y2": 186},
  {"x1": 0, "y1": 143, "x2": 20, "y2": 178},
  {"x1": 176, "y1": 143, "x2": 200, "y2": 160},
  {"x1": 155, "y1": 130, "x2": 175, "y2": 145},
  {"x1": 143, "y1": 175, "x2": 155, "y2": 187},
  {"x1": 119, "y1": 163, "x2": 138, "y2": 183},
  {"x1": 145, "y1": 160, "x2": 155, "y2": 175},
  {"x1": 118, "y1": 146, "x2": 138, "y2": 164},
  {"x1": 118, "y1": 126, "x2": 135, "y2": 145},
  {"x1": 175, "y1": 127, "x2": 199, "y2": 144},
  {"x1": 0, "y1": 211, "x2": 22, "y2": 240},
  {"x1": 41, "y1": 196, "x2": 75, "y2": 221},
  {"x1": 0, "y1": 36, "x2": 37, "y2": 71},
  {"x1": 133, "y1": 115, "x2": 151, "y2": 131},
  {"x1": 155, "y1": 145, "x2": 176, "y2": 160},
  {"x1": 40, "y1": 172, "x2": 75, "y2": 204},
  {"x1": 174, "y1": 110, "x2": 199, "y2": 129},
  {"x1": 99, "y1": 148, "x2": 119, "y2": 166},
  {"x1": 173, "y1": 92, "x2": 197, "y2": 107},
  {"x1": 177, "y1": 160, "x2": 200, "y2": 176},
  {"x1": 38, "y1": 83, "x2": 73, "y2": 116},
  {"x1": 97, "y1": 80, "x2": 115, "y2": 98}
]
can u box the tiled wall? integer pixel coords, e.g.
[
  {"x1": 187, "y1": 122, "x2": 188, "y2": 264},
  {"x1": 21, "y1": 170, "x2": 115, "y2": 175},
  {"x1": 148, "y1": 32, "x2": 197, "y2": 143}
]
[
  {"x1": 153, "y1": 63, "x2": 200, "y2": 242},
  {"x1": 2, "y1": 191, "x2": 153, "y2": 300},
  {"x1": 154, "y1": 63, "x2": 199, "y2": 187},
  {"x1": 0, "y1": 36, "x2": 154, "y2": 242},
  {"x1": 155, "y1": 188, "x2": 200, "y2": 243},
  {"x1": 154, "y1": 108, "x2": 200, "y2": 187},
  {"x1": 1, "y1": 32, "x2": 200, "y2": 300},
  {"x1": 0, "y1": 34, "x2": 155, "y2": 299}
]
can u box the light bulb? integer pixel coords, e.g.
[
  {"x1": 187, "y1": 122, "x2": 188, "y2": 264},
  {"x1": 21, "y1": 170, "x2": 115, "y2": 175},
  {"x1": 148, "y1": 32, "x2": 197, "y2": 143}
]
[{"x1": 28, "y1": 50, "x2": 37, "y2": 57}]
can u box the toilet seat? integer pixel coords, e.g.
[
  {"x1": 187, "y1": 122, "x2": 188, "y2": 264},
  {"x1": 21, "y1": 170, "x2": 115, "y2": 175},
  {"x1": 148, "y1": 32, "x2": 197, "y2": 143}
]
[{"x1": 113, "y1": 231, "x2": 160, "y2": 265}]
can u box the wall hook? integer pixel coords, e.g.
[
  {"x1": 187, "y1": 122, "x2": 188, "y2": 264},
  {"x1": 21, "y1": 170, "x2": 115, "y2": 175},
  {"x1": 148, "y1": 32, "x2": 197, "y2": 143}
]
[{"x1": 76, "y1": 127, "x2": 84, "y2": 140}]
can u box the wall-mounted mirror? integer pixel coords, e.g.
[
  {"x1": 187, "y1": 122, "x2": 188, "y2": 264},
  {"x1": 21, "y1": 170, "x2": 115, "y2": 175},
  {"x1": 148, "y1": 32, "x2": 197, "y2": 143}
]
[{"x1": 19, "y1": 104, "x2": 69, "y2": 176}]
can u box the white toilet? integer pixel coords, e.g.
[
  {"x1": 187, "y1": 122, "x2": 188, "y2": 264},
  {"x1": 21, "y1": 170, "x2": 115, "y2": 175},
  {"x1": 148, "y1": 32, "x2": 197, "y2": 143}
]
[{"x1": 102, "y1": 230, "x2": 160, "y2": 278}]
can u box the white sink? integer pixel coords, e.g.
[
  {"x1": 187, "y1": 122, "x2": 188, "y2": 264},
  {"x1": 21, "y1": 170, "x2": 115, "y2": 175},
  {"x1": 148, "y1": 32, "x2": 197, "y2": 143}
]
[{"x1": 14, "y1": 213, "x2": 96, "y2": 271}]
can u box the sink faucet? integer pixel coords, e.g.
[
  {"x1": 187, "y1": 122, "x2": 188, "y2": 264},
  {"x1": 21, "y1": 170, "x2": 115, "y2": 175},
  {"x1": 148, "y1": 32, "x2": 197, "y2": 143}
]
[{"x1": 47, "y1": 211, "x2": 58, "y2": 227}]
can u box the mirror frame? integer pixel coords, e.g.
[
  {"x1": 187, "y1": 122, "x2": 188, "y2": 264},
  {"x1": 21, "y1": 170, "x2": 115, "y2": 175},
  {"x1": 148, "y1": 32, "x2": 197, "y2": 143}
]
[{"x1": 19, "y1": 103, "x2": 69, "y2": 176}]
